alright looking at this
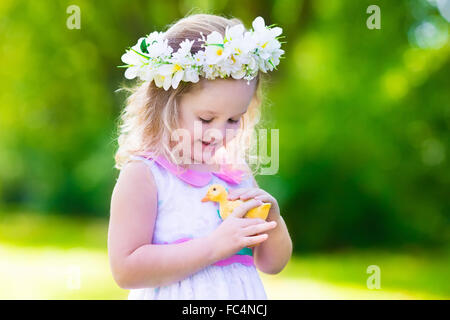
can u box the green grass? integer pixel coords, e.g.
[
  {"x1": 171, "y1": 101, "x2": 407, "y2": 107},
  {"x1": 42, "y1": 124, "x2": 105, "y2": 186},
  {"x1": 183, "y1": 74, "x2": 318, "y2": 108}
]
[
  {"x1": 261, "y1": 248, "x2": 449, "y2": 299},
  {"x1": 0, "y1": 211, "x2": 448, "y2": 299},
  {"x1": 278, "y1": 249, "x2": 450, "y2": 298}
]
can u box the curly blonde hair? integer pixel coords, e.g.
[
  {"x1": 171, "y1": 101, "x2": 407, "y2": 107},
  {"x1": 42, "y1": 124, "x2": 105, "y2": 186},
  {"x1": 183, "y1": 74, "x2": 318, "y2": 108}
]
[{"x1": 114, "y1": 13, "x2": 268, "y2": 175}]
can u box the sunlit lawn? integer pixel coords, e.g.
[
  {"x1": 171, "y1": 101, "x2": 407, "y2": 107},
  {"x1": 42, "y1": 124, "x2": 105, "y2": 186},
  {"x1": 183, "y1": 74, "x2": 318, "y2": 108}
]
[{"x1": 0, "y1": 211, "x2": 448, "y2": 299}]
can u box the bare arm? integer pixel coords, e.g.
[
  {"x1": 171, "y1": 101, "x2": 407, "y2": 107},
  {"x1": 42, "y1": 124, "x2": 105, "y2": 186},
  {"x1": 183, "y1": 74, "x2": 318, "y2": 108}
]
[
  {"x1": 108, "y1": 161, "x2": 218, "y2": 289},
  {"x1": 249, "y1": 175, "x2": 293, "y2": 275}
]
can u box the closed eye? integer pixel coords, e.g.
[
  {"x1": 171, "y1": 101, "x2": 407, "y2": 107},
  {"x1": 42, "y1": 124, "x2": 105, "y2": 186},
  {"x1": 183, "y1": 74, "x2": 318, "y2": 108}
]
[
  {"x1": 199, "y1": 117, "x2": 240, "y2": 124},
  {"x1": 199, "y1": 117, "x2": 213, "y2": 123}
]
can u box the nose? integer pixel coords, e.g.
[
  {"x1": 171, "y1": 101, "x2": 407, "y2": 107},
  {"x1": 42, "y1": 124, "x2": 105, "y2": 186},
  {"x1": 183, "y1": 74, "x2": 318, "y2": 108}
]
[
  {"x1": 203, "y1": 125, "x2": 226, "y2": 146},
  {"x1": 203, "y1": 122, "x2": 239, "y2": 147}
]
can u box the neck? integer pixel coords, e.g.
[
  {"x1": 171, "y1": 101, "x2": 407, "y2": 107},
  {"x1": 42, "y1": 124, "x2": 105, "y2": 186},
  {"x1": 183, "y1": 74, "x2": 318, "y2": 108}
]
[
  {"x1": 184, "y1": 160, "x2": 220, "y2": 172},
  {"x1": 217, "y1": 193, "x2": 228, "y2": 204}
]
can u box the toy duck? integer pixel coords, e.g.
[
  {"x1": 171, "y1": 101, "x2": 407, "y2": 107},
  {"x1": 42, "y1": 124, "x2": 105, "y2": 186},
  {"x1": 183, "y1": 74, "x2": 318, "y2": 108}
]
[{"x1": 201, "y1": 184, "x2": 271, "y2": 221}]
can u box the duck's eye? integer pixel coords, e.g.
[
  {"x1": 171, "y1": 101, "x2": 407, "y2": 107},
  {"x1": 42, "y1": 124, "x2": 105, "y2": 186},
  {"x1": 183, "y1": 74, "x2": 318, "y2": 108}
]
[{"x1": 213, "y1": 188, "x2": 216, "y2": 191}]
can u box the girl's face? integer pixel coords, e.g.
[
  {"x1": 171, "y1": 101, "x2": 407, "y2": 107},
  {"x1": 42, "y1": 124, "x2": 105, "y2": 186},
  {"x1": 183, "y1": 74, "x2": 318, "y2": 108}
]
[{"x1": 177, "y1": 77, "x2": 257, "y2": 164}]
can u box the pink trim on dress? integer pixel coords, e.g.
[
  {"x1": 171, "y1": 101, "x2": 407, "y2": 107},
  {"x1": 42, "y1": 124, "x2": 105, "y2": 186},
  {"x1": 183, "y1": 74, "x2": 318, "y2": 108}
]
[
  {"x1": 171, "y1": 237, "x2": 192, "y2": 244},
  {"x1": 212, "y1": 163, "x2": 246, "y2": 185},
  {"x1": 138, "y1": 151, "x2": 246, "y2": 187},
  {"x1": 213, "y1": 254, "x2": 254, "y2": 267},
  {"x1": 158, "y1": 237, "x2": 254, "y2": 267},
  {"x1": 158, "y1": 237, "x2": 191, "y2": 245}
]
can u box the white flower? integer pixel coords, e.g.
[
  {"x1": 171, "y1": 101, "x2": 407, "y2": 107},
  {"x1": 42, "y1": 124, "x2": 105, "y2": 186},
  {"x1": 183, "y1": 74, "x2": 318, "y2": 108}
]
[
  {"x1": 204, "y1": 31, "x2": 228, "y2": 65},
  {"x1": 224, "y1": 24, "x2": 245, "y2": 43},
  {"x1": 172, "y1": 39, "x2": 195, "y2": 64},
  {"x1": 121, "y1": 41, "x2": 150, "y2": 80},
  {"x1": 138, "y1": 64, "x2": 158, "y2": 82},
  {"x1": 145, "y1": 31, "x2": 172, "y2": 59},
  {"x1": 230, "y1": 66, "x2": 246, "y2": 79},
  {"x1": 193, "y1": 50, "x2": 206, "y2": 65},
  {"x1": 251, "y1": 16, "x2": 283, "y2": 62},
  {"x1": 121, "y1": 52, "x2": 141, "y2": 79},
  {"x1": 183, "y1": 67, "x2": 200, "y2": 83},
  {"x1": 161, "y1": 39, "x2": 197, "y2": 89},
  {"x1": 147, "y1": 31, "x2": 165, "y2": 44},
  {"x1": 218, "y1": 53, "x2": 243, "y2": 78},
  {"x1": 153, "y1": 64, "x2": 174, "y2": 90},
  {"x1": 220, "y1": 24, "x2": 252, "y2": 78},
  {"x1": 202, "y1": 63, "x2": 220, "y2": 80},
  {"x1": 120, "y1": 16, "x2": 285, "y2": 89}
]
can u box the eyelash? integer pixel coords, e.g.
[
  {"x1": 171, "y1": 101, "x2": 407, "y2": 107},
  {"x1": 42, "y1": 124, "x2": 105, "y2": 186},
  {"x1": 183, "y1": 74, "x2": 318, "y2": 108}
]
[{"x1": 199, "y1": 118, "x2": 240, "y2": 124}]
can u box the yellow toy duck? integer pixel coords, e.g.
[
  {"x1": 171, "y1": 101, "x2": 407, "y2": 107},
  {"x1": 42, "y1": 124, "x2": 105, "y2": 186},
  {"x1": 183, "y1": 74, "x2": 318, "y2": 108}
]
[{"x1": 201, "y1": 184, "x2": 271, "y2": 221}]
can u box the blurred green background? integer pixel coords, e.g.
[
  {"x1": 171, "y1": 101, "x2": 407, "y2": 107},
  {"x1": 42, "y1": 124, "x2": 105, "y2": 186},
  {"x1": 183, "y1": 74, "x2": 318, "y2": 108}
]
[{"x1": 0, "y1": 0, "x2": 449, "y2": 299}]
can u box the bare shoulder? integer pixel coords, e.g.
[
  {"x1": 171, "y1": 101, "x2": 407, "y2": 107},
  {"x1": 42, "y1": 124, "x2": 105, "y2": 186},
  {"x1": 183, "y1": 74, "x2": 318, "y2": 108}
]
[
  {"x1": 116, "y1": 160, "x2": 156, "y2": 189},
  {"x1": 110, "y1": 159, "x2": 158, "y2": 216}
]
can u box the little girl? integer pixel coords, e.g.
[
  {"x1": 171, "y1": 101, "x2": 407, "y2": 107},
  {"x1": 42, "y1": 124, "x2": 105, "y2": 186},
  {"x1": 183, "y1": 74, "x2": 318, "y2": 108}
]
[{"x1": 108, "y1": 13, "x2": 292, "y2": 300}]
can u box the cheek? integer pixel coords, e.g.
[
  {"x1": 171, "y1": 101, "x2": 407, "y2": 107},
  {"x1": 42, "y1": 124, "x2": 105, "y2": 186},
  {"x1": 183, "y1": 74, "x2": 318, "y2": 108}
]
[
  {"x1": 185, "y1": 127, "x2": 196, "y2": 144},
  {"x1": 225, "y1": 123, "x2": 241, "y2": 139},
  {"x1": 178, "y1": 114, "x2": 197, "y2": 143}
]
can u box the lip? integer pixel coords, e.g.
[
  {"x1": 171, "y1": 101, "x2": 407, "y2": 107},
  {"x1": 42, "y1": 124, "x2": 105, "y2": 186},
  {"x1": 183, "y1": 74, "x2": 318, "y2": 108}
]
[{"x1": 201, "y1": 141, "x2": 215, "y2": 150}]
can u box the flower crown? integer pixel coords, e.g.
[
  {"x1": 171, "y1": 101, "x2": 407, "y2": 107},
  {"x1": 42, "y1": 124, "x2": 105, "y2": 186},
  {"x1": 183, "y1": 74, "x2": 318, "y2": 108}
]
[{"x1": 119, "y1": 16, "x2": 285, "y2": 90}]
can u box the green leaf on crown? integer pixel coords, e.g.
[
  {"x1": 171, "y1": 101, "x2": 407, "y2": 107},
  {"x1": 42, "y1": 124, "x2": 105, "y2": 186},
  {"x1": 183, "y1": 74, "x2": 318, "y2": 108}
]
[
  {"x1": 131, "y1": 48, "x2": 150, "y2": 60},
  {"x1": 140, "y1": 39, "x2": 149, "y2": 54}
]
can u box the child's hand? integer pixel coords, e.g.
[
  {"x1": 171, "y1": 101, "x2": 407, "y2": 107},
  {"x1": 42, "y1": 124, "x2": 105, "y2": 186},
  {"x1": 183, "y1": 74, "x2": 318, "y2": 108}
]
[
  {"x1": 206, "y1": 199, "x2": 278, "y2": 261},
  {"x1": 227, "y1": 188, "x2": 281, "y2": 222}
]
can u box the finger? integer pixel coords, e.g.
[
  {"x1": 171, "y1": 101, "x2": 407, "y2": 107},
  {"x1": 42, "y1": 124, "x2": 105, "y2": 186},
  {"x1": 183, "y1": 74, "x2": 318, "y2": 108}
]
[
  {"x1": 227, "y1": 188, "x2": 243, "y2": 197},
  {"x1": 240, "y1": 217, "x2": 267, "y2": 226},
  {"x1": 242, "y1": 220, "x2": 277, "y2": 236},
  {"x1": 239, "y1": 189, "x2": 264, "y2": 201},
  {"x1": 228, "y1": 188, "x2": 250, "y2": 200},
  {"x1": 253, "y1": 195, "x2": 274, "y2": 203},
  {"x1": 253, "y1": 195, "x2": 272, "y2": 203},
  {"x1": 243, "y1": 233, "x2": 268, "y2": 247},
  {"x1": 231, "y1": 199, "x2": 263, "y2": 218}
]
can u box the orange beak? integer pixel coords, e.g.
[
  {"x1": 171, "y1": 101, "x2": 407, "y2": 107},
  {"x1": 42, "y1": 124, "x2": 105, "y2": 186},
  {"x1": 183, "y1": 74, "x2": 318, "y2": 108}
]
[{"x1": 201, "y1": 195, "x2": 210, "y2": 202}]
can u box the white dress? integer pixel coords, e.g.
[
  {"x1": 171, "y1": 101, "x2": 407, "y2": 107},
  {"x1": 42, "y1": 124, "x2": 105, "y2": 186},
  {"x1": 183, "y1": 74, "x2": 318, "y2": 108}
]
[{"x1": 126, "y1": 154, "x2": 267, "y2": 300}]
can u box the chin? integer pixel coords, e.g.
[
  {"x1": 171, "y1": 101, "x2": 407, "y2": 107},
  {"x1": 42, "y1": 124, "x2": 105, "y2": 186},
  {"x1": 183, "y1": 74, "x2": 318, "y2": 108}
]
[
  {"x1": 198, "y1": 154, "x2": 215, "y2": 164},
  {"x1": 192, "y1": 150, "x2": 216, "y2": 164}
]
